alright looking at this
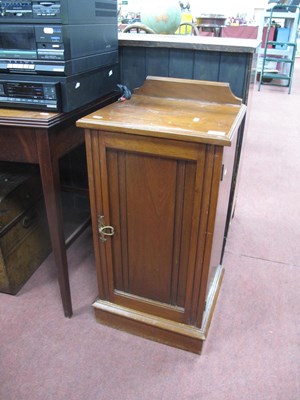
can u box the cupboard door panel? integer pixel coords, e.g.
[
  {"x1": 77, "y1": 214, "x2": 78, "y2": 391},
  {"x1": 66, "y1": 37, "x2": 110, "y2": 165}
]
[
  {"x1": 106, "y1": 147, "x2": 198, "y2": 311},
  {"x1": 126, "y1": 152, "x2": 176, "y2": 303}
]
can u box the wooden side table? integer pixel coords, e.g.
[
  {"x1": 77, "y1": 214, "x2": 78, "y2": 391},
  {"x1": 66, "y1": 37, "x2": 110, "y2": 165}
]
[
  {"x1": 0, "y1": 93, "x2": 117, "y2": 317},
  {"x1": 77, "y1": 77, "x2": 246, "y2": 353}
]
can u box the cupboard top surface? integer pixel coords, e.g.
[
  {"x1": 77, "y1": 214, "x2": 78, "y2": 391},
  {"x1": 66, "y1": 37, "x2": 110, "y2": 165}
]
[{"x1": 77, "y1": 77, "x2": 246, "y2": 146}]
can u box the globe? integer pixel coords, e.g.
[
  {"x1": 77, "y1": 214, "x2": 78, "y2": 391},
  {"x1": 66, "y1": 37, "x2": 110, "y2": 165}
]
[{"x1": 141, "y1": 1, "x2": 182, "y2": 35}]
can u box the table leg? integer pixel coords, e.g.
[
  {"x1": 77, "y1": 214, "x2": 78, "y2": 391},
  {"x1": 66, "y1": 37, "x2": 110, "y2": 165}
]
[{"x1": 36, "y1": 132, "x2": 72, "y2": 318}]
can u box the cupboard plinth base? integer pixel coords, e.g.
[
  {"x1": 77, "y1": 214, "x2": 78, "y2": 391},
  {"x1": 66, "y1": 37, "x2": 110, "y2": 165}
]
[
  {"x1": 93, "y1": 300, "x2": 204, "y2": 354},
  {"x1": 93, "y1": 266, "x2": 224, "y2": 354}
]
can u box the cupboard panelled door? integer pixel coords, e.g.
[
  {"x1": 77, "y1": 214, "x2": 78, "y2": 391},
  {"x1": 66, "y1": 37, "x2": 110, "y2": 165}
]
[{"x1": 86, "y1": 130, "x2": 223, "y2": 329}]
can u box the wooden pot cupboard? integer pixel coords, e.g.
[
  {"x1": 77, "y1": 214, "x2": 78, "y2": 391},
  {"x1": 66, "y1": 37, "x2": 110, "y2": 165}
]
[{"x1": 77, "y1": 77, "x2": 246, "y2": 353}]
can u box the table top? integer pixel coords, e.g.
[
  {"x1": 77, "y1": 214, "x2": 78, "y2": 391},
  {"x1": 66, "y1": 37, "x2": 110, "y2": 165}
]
[
  {"x1": 0, "y1": 108, "x2": 59, "y2": 128},
  {"x1": 77, "y1": 76, "x2": 247, "y2": 146},
  {"x1": 0, "y1": 93, "x2": 118, "y2": 129}
]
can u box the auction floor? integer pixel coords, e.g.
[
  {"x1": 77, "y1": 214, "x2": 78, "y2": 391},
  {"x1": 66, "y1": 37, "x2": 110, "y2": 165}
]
[{"x1": 1, "y1": 61, "x2": 299, "y2": 400}]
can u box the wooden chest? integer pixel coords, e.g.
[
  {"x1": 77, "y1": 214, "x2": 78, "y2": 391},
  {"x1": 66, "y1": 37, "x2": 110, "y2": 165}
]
[{"x1": 0, "y1": 163, "x2": 51, "y2": 294}]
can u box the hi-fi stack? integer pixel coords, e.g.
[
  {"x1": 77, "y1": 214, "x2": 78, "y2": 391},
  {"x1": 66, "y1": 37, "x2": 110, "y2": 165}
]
[{"x1": 0, "y1": 0, "x2": 119, "y2": 111}]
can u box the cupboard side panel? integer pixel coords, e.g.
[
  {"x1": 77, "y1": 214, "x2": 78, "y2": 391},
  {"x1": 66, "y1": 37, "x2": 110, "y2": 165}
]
[{"x1": 206, "y1": 131, "x2": 238, "y2": 297}]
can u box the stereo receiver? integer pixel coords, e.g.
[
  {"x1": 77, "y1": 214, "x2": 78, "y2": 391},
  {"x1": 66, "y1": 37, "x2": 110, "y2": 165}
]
[
  {"x1": 0, "y1": 0, "x2": 117, "y2": 24},
  {"x1": 0, "y1": 80, "x2": 61, "y2": 111},
  {"x1": 0, "y1": 23, "x2": 118, "y2": 75},
  {"x1": 0, "y1": 63, "x2": 119, "y2": 112}
]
